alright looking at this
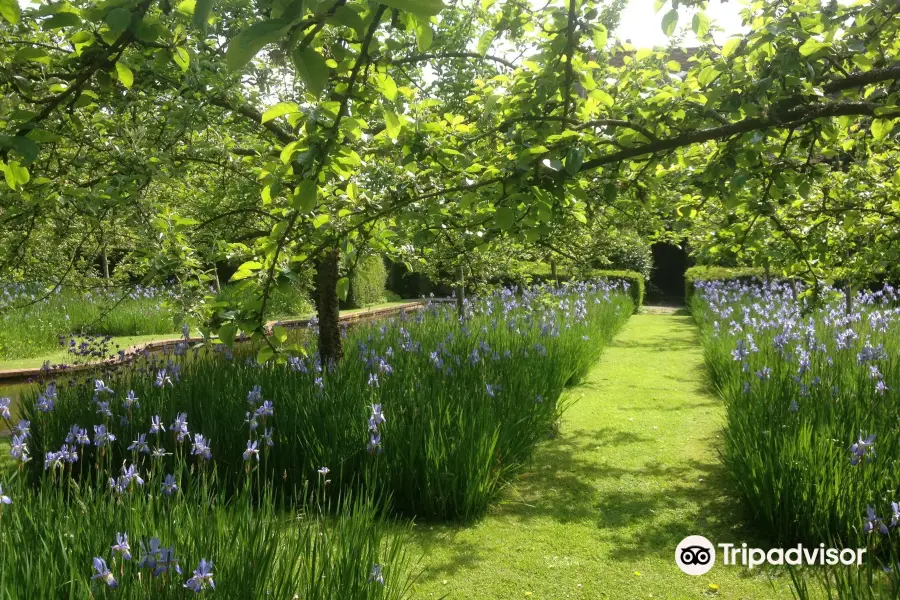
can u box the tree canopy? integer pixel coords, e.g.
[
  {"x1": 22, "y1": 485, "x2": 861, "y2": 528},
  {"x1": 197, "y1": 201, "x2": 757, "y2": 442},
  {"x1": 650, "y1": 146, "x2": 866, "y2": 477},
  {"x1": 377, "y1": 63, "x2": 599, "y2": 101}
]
[{"x1": 1, "y1": 0, "x2": 898, "y2": 360}]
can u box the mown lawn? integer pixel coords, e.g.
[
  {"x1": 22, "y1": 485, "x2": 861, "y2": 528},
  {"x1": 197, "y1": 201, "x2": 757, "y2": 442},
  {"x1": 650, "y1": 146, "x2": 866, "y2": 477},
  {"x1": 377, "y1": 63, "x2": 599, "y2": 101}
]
[
  {"x1": 0, "y1": 301, "x2": 416, "y2": 372},
  {"x1": 407, "y1": 313, "x2": 807, "y2": 599}
]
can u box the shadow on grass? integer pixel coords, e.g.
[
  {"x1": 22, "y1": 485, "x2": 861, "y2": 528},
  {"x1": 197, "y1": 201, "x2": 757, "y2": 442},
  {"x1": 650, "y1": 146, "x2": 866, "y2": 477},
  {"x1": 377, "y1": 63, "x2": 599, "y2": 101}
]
[
  {"x1": 409, "y1": 529, "x2": 487, "y2": 583},
  {"x1": 409, "y1": 314, "x2": 778, "y2": 591},
  {"x1": 410, "y1": 424, "x2": 762, "y2": 586}
]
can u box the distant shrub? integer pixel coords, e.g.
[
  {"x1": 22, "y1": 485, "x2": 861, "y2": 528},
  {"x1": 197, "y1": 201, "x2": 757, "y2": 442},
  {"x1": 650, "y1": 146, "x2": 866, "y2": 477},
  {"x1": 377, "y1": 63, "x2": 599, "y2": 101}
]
[
  {"x1": 216, "y1": 281, "x2": 313, "y2": 320},
  {"x1": 347, "y1": 255, "x2": 387, "y2": 308},
  {"x1": 598, "y1": 235, "x2": 653, "y2": 281}
]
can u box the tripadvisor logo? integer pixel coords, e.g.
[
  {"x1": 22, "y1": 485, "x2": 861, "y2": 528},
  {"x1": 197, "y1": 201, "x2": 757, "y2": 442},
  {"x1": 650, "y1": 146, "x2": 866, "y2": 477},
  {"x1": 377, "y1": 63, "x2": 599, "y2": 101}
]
[
  {"x1": 675, "y1": 536, "x2": 716, "y2": 575},
  {"x1": 675, "y1": 536, "x2": 866, "y2": 575}
]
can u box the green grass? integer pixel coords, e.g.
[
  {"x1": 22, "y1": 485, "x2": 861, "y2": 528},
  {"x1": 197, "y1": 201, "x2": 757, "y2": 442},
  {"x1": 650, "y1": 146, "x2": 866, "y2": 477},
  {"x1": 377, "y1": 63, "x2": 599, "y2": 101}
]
[
  {"x1": 0, "y1": 438, "x2": 10, "y2": 473},
  {"x1": 0, "y1": 288, "x2": 180, "y2": 360},
  {"x1": 0, "y1": 302, "x2": 416, "y2": 371},
  {"x1": 407, "y1": 314, "x2": 801, "y2": 599},
  {"x1": 0, "y1": 334, "x2": 175, "y2": 371}
]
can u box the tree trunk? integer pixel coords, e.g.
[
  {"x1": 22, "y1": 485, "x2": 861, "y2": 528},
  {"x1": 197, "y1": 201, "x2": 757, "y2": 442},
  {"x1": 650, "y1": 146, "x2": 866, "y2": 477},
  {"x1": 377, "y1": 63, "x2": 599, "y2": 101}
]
[
  {"x1": 100, "y1": 250, "x2": 110, "y2": 279},
  {"x1": 763, "y1": 260, "x2": 771, "y2": 286},
  {"x1": 315, "y1": 248, "x2": 343, "y2": 366},
  {"x1": 844, "y1": 283, "x2": 853, "y2": 315},
  {"x1": 456, "y1": 263, "x2": 465, "y2": 319},
  {"x1": 550, "y1": 260, "x2": 559, "y2": 288}
]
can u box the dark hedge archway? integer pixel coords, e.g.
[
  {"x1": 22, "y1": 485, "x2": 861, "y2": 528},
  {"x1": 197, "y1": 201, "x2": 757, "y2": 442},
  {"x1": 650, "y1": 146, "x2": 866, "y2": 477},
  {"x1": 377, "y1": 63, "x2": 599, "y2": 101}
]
[{"x1": 648, "y1": 242, "x2": 690, "y2": 305}]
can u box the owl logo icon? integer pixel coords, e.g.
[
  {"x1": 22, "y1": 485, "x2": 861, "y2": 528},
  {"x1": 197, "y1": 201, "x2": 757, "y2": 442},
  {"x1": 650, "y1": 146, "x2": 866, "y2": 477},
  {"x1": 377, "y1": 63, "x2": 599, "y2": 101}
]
[{"x1": 675, "y1": 536, "x2": 716, "y2": 575}]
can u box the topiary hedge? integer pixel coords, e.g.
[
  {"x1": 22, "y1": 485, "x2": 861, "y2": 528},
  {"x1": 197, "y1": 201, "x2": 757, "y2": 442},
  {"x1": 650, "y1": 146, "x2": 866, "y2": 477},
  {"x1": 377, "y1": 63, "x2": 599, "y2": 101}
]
[
  {"x1": 347, "y1": 254, "x2": 388, "y2": 308},
  {"x1": 684, "y1": 265, "x2": 767, "y2": 301}
]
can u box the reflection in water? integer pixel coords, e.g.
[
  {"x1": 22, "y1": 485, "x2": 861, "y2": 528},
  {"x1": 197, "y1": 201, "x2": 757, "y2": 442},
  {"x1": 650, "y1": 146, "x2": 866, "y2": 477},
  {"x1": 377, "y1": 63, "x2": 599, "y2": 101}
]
[{"x1": 0, "y1": 381, "x2": 38, "y2": 433}]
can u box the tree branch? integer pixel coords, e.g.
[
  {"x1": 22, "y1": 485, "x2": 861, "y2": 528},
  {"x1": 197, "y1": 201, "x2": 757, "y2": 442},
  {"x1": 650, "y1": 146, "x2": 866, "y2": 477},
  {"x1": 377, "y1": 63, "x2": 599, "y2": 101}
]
[
  {"x1": 579, "y1": 100, "x2": 900, "y2": 172},
  {"x1": 388, "y1": 52, "x2": 517, "y2": 70}
]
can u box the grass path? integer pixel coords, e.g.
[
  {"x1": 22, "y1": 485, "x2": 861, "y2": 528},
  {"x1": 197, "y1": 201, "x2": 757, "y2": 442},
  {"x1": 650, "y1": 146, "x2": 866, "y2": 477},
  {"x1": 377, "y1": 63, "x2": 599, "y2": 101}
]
[{"x1": 408, "y1": 313, "x2": 799, "y2": 599}]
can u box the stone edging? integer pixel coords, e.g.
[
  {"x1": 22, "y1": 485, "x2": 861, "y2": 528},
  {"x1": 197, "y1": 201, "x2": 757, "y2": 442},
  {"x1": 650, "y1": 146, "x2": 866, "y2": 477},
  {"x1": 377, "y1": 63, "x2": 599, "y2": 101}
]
[{"x1": 0, "y1": 301, "x2": 432, "y2": 384}]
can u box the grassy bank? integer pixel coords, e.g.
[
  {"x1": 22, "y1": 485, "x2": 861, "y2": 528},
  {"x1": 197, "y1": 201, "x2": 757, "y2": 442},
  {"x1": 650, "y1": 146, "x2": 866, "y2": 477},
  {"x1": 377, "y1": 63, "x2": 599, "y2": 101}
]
[{"x1": 0, "y1": 302, "x2": 414, "y2": 372}]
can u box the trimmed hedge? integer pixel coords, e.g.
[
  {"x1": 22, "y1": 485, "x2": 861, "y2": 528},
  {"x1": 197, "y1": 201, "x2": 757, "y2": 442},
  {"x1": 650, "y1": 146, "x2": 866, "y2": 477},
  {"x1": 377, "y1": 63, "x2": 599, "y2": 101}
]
[
  {"x1": 513, "y1": 262, "x2": 644, "y2": 311},
  {"x1": 347, "y1": 254, "x2": 388, "y2": 308},
  {"x1": 593, "y1": 269, "x2": 645, "y2": 311},
  {"x1": 684, "y1": 266, "x2": 766, "y2": 301}
]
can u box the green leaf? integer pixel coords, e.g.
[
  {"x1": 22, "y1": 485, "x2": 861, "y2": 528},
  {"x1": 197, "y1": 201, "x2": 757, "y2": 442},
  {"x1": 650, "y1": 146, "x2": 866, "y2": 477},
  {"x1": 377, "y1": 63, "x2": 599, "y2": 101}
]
[
  {"x1": 271, "y1": 0, "x2": 303, "y2": 20},
  {"x1": 798, "y1": 38, "x2": 828, "y2": 57},
  {"x1": 383, "y1": 109, "x2": 401, "y2": 139},
  {"x1": 871, "y1": 119, "x2": 895, "y2": 142},
  {"x1": 1, "y1": 160, "x2": 29, "y2": 190},
  {"x1": 226, "y1": 19, "x2": 292, "y2": 71},
  {"x1": 691, "y1": 11, "x2": 710, "y2": 37},
  {"x1": 0, "y1": 0, "x2": 20, "y2": 24},
  {"x1": 193, "y1": 0, "x2": 214, "y2": 31},
  {"x1": 565, "y1": 146, "x2": 584, "y2": 175},
  {"x1": 218, "y1": 323, "x2": 237, "y2": 347},
  {"x1": 176, "y1": 0, "x2": 195, "y2": 15},
  {"x1": 593, "y1": 24, "x2": 608, "y2": 49},
  {"x1": 280, "y1": 141, "x2": 300, "y2": 164},
  {"x1": 415, "y1": 16, "x2": 434, "y2": 52},
  {"x1": 230, "y1": 261, "x2": 262, "y2": 281},
  {"x1": 380, "y1": 0, "x2": 445, "y2": 16},
  {"x1": 593, "y1": 89, "x2": 614, "y2": 107},
  {"x1": 262, "y1": 102, "x2": 300, "y2": 123},
  {"x1": 337, "y1": 277, "x2": 350, "y2": 301},
  {"x1": 15, "y1": 47, "x2": 50, "y2": 63},
  {"x1": 676, "y1": 205, "x2": 695, "y2": 219},
  {"x1": 115, "y1": 62, "x2": 134, "y2": 89},
  {"x1": 494, "y1": 206, "x2": 515, "y2": 230},
  {"x1": 374, "y1": 74, "x2": 398, "y2": 101},
  {"x1": 661, "y1": 9, "x2": 678, "y2": 36},
  {"x1": 852, "y1": 54, "x2": 873, "y2": 71},
  {"x1": 293, "y1": 179, "x2": 317, "y2": 212},
  {"x1": 721, "y1": 37, "x2": 742, "y2": 57},
  {"x1": 477, "y1": 30, "x2": 495, "y2": 55},
  {"x1": 105, "y1": 7, "x2": 132, "y2": 35},
  {"x1": 292, "y1": 47, "x2": 329, "y2": 97},
  {"x1": 666, "y1": 60, "x2": 681, "y2": 71},
  {"x1": 42, "y1": 12, "x2": 81, "y2": 30},
  {"x1": 698, "y1": 65, "x2": 719, "y2": 86},
  {"x1": 69, "y1": 30, "x2": 93, "y2": 43},
  {"x1": 9, "y1": 161, "x2": 28, "y2": 187},
  {"x1": 312, "y1": 213, "x2": 330, "y2": 228},
  {"x1": 257, "y1": 347, "x2": 275, "y2": 364},
  {"x1": 272, "y1": 325, "x2": 288, "y2": 344},
  {"x1": 603, "y1": 182, "x2": 617, "y2": 202},
  {"x1": 329, "y1": 6, "x2": 365, "y2": 38},
  {"x1": 2, "y1": 136, "x2": 39, "y2": 165},
  {"x1": 172, "y1": 47, "x2": 190, "y2": 71}
]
